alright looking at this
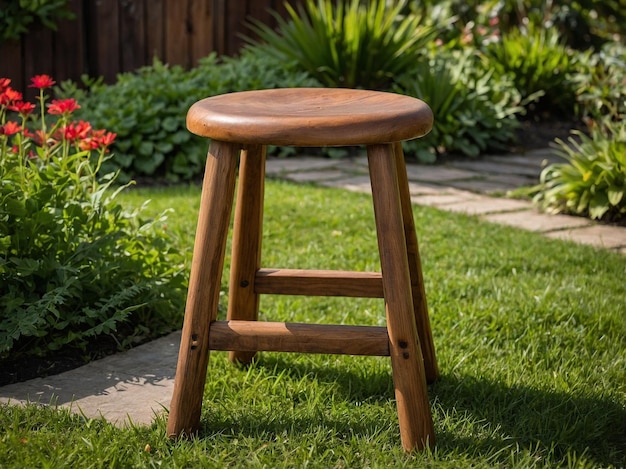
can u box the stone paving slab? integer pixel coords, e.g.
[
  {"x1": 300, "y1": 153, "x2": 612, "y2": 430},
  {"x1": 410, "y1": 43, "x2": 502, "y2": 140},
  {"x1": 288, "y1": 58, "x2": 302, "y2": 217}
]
[
  {"x1": 483, "y1": 173, "x2": 538, "y2": 186},
  {"x1": 410, "y1": 192, "x2": 481, "y2": 207},
  {"x1": 282, "y1": 169, "x2": 349, "y2": 183},
  {"x1": 318, "y1": 175, "x2": 372, "y2": 193},
  {"x1": 433, "y1": 197, "x2": 532, "y2": 215},
  {"x1": 544, "y1": 224, "x2": 626, "y2": 250},
  {"x1": 407, "y1": 181, "x2": 453, "y2": 196},
  {"x1": 482, "y1": 210, "x2": 592, "y2": 232},
  {"x1": 448, "y1": 160, "x2": 542, "y2": 177},
  {"x1": 485, "y1": 152, "x2": 561, "y2": 167},
  {"x1": 404, "y1": 164, "x2": 478, "y2": 182},
  {"x1": 0, "y1": 331, "x2": 181, "y2": 427},
  {"x1": 444, "y1": 178, "x2": 530, "y2": 194},
  {"x1": 266, "y1": 156, "x2": 342, "y2": 175}
]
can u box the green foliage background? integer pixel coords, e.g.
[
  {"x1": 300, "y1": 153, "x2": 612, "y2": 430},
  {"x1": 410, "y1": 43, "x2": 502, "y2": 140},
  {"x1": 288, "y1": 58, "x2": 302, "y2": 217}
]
[{"x1": 0, "y1": 0, "x2": 73, "y2": 42}]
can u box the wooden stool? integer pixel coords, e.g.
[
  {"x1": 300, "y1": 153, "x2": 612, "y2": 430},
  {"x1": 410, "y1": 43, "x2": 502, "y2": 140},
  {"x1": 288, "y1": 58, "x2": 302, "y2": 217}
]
[{"x1": 166, "y1": 88, "x2": 440, "y2": 452}]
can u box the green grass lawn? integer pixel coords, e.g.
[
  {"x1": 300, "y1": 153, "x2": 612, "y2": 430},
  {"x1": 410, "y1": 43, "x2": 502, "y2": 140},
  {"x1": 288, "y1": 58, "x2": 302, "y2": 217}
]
[{"x1": 1, "y1": 181, "x2": 625, "y2": 468}]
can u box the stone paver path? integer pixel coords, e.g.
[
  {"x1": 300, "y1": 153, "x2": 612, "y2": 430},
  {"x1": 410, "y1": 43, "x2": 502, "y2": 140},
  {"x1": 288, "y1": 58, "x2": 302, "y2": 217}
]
[{"x1": 1, "y1": 148, "x2": 624, "y2": 427}]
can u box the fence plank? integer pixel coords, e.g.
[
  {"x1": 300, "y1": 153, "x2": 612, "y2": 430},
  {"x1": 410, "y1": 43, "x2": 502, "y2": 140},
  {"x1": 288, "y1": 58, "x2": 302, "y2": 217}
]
[
  {"x1": 54, "y1": 0, "x2": 85, "y2": 84},
  {"x1": 120, "y1": 0, "x2": 146, "y2": 72},
  {"x1": 165, "y1": 0, "x2": 190, "y2": 66},
  {"x1": 189, "y1": 0, "x2": 214, "y2": 65},
  {"x1": 213, "y1": 0, "x2": 226, "y2": 55},
  {"x1": 0, "y1": 41, "x2": 23, "y2": 92},
  {"x1": 23, "y1": 27, "x2": 54, "y2": 100},
  {"x1": 146, "y1": 0, "x2": 166, "y2": 63},
  {"x1": 88, "y1": 0, "x2": 121, "y2": 82}
]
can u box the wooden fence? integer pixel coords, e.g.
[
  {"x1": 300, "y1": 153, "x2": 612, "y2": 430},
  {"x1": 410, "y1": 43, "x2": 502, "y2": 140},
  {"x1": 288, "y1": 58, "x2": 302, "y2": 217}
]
[{"x1": 0, "y1": 0, "x2": 300, "y2": 96}]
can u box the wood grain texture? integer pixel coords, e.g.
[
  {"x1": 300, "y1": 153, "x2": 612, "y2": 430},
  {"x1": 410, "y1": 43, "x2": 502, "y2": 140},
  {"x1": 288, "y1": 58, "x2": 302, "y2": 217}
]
[
  {"x1": 227, "y1": 144, "x2": 266, "y2": 364},
  {"x1": 187, "y1": 88, "x2": 434, "y2": 146},
  {"x1": 167, "y1": 140, "x2": 240, "y2": 438},
  {"x1": 393, "y1": 142, "x2": 439, "y2": 383},
  {"x1": 368, "y1": 143, "x2": 435, "y2": 451},
  {"x1": 255, "y1": 269, "x2": 384, "y2": 298},
  {"x1": 209, "y1": 321, "x2": 390, "y2": 356}
]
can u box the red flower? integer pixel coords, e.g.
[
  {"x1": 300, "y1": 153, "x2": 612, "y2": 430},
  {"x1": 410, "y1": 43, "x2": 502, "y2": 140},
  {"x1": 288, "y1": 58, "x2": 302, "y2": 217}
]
[
  {"x1": 47, "y1": 98, "x2": 80, "y2": 115},
  {"x1": 62, "y1": 120, "x2": 92, "y2": 143},
  {"x1": 93, "y1": 129, "x2": 116, "y2": 147},
  {"x1": 78, "y1": 129, "x2": 116, "y2": 152},
  {"x1": 0, "y1": 78, "x2": 10, "y2": 91},
  {"x1": 0, "y1": 121, "x2": 21, "y2": 136},
  {"x1": 33, "y1": 129, "x2": 49, "y2": 146},
  {"x1": 79, "y1": 138, "x2": 100, "y2": 151},
  {"x1": 0, "y1": 87, "x2": 23, "y2": 106},
  {"x1": 8, "y1": 101, "x2": 36, "y2": 116},
  {"x1": 29, "y1": 74, "x2": 56, "y2": 89}
]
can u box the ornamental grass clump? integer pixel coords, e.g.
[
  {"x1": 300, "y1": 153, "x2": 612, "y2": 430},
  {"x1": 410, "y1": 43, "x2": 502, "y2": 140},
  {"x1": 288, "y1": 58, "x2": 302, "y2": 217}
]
[
  {"x1": 246, "y1": 0, "x2": 439, "y2": 90},
  {"x1": 0, "y1": 76, "x2": 186, "y2": 360}
]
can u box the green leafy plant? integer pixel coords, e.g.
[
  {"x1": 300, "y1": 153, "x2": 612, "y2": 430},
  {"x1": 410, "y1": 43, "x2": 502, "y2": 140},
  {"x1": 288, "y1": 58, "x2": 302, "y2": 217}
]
[
  {"x1": 427, "y1": 0, "x2": 626, "y2": 50},
  {"x1": 532, "y1": 121, "x2": 626, "y2": 223},
  {"x1": 246, "y1": 0, "x2": 440, "y2": 90},
  {"x1": 0, "y1": 0, "x2": 74, "y2": 42},
  {"x1": 487, "y1": 0, "x2": 626, "y2": 49},
  {"x1": 0, "y1": 76, "x2": 186, "y2": 359},
  {"x1": 572, "y1": 41, "x2": 626, "y2": 126},
  {"x1": 483, "y1": 24, "x2": 578, "y2": 118},
  {"x1": 396, "y1": 49, "x2": 523, "y2": 161}
]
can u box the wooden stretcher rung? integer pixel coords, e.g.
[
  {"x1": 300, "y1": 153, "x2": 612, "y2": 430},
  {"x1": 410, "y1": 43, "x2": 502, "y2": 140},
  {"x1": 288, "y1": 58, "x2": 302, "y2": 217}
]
[
  {"x1": 209, "y1": 320, "x2": 390, "y2": 356},
  {"x1": 254, "y1": 268, "x2": 384, "y2": 298}
]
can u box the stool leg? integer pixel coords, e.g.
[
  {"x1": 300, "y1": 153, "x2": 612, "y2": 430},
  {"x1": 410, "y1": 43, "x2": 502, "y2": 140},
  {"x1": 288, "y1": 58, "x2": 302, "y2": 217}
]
[
  {"x1": 167, "y1": 141, "x2": 240, "y2": 438},
  {"x1": 227, "y1": 144, "x2": 266, "y2": 364},
  {"x1": 367, "y1": 143, "x2": 435, "y2": 451},
  {"x1": 393, "y1": 142, "x2": 439, "y2": 384}
]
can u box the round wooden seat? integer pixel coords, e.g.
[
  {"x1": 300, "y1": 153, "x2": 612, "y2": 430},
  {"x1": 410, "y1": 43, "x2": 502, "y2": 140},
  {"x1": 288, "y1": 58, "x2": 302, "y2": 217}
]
[
  {"x1": 187, "y1": 88, "x2": 434, "y2": 146},
  {"x1": 168, "y1": 88, "x2": 439, "y2": 452}
]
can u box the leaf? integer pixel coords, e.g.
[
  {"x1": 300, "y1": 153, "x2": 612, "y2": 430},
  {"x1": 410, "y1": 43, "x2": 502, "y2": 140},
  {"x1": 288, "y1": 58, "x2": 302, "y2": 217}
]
[
  {"x1": 9, "y1": 257, "x2": 41, "y2": 277},
  {"x1": 161, "y1": 116, "x2": 180, "y2": 132},
  {"x1": 607, "y1": 187, "x2": 624, "y2": 206},
  {"x1": 588, "y1": 191, "x2": 610, "y2": 219},
  {"x1": 3, "y1": 199, "x2": 27, "y2": 217},
  {"x1": 138, "y1": 141, "x2": 154, "y2": 156}
]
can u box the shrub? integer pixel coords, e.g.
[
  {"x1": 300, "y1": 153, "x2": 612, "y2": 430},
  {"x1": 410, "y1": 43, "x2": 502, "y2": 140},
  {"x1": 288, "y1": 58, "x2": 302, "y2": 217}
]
[
  {"x1": 0, "y1": 76, "x2": 186, "y2": 359},
  {"x1": 245, "y1": 0, "x2": 440, "y2": 90},
  {"x1": 396, "y1": 49, "x2": 523, "y2": 162},
  {"x1": 60, "y1": 51, "x2": 320, "y2": 181},
  {"x1": 572, "y1": 41, "x2": 626, "y2": 126},
  {"x1": 489, "y1": 0, "x2": 626, "y2": 49},
  {"x1": 427, "y1": 0, "x2": 626, "y2": 50},
  {"x1": 532, "y1": 121, "x2": 626, "y2": 223},
  {"x1": 482, "y1": 24, "x2": 578, "y2": 118},
  {"x1": 0, "y1": 0, "x2": 74, "y2": 43}
]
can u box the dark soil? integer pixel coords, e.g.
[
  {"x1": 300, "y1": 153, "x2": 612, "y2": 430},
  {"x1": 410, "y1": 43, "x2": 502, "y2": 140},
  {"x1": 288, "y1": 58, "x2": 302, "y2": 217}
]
[
  {"x1": 510, "y1": 119, "x2": 580, "y2": 152},
  {"x1": 0, "y1": 334, "x2": 149, "y2": 386},
  {"x1": 0, "y1": 119, "x2": 587, "y2": 388}
]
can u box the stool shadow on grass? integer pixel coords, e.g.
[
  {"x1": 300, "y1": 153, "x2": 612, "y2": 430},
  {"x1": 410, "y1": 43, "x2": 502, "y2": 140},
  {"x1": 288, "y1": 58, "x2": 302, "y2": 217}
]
[
  {"x1": 199, "y1": 354, "x2": 398, "y2": 442},
  {"x1": 431, "y1": 373, "x2": 626, "y2": 466},
  {"x1": 196, "y1": 355, "x2": 624, "y2": 465}
]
